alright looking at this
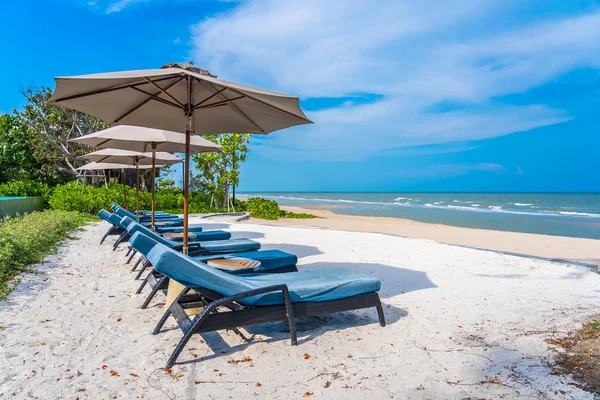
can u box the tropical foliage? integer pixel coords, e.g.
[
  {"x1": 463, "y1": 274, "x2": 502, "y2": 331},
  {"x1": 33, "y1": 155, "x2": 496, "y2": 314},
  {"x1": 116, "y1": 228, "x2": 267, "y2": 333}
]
[
  {"x1": 0, "y1": 87, "x2": 108, "y2": 184},
  {"x1": 48, "y1": 181, "x2": 224, "y2": 215},
  {"x1": 280, "y1": 210, "x2": 321, "y2": 219},
  {"x1": 238, "y1": 197, "x2": 319, "y2": 219},
  {"x1": 192, "y1": 133, "x2": 251, "y2": 208},
  {"x1": 0, "y1": 181, "x2": 52, "y2": 203},
  {"x1": 241, "y1": 197, "x2": 281, "y2": 220},
  {"x1": 0, "y1": 210, "x2": 95, "y2": 299}
]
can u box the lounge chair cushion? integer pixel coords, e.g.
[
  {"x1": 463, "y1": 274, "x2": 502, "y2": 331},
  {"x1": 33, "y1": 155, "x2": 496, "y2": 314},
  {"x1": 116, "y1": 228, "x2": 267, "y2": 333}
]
[
  {"x1": 98, "y1": 209, "x2": 112, "y2": 222},
  {"x1": 147, "y1": 244, "x2": 381, "y2": 306},
  {"x1": 115, "y1": 207, "x2": 183, "y2": 223},
  {"x1": 108, "y1": 213, "x2": 127, "y2": 228},
  {"x1": 156, "y1": 225, "x2": 203, "y2": 233},
  {"x1": 123, "y1": 217, "x2": 231, "y2": 243},
  {"x1": 128, "y1": 225, "x2": 258, "y2": 256},
  {"x1": 199, "y1": 238, "x2": 260, "y2": 254}
]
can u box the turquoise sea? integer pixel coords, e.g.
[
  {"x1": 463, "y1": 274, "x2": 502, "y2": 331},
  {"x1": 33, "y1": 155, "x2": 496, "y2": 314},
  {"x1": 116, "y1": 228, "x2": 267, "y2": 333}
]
[{"x1": 239, "y1": 192, "x2": 600, "y2": 239}]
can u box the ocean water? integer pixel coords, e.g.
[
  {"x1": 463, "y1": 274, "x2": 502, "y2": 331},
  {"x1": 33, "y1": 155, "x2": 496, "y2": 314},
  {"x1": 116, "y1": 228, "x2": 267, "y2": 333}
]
[{"x1": 239, "y1": 192, "x2": 600, "y2": 239}]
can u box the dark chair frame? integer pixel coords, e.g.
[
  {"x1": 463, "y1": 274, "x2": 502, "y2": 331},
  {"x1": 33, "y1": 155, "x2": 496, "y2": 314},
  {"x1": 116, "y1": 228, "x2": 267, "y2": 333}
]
[
  {"x1": 134, "y1": 255, "x2": 298, "y2": 309},
  {"x1": 100, "y1": 225, "x2": 124, "y2": 245},
  {"x1": 154, "y1": 283, "x2": 386, "y2": 367}
]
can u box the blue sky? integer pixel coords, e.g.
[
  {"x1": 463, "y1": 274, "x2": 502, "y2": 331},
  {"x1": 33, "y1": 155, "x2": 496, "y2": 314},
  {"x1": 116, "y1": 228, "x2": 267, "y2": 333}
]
[{"x1": 1, "y1": 0, "x2": 600, "y2": 192}]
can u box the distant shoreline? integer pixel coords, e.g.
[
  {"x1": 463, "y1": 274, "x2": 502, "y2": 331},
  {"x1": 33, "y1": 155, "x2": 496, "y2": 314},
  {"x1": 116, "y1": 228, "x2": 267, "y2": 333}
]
[
  {"x1": 237, "y1": 198, "x2": 600, "y2": 267},
  {"x1": 236, "y1": 192, "x2": 600, "y2": 240}
]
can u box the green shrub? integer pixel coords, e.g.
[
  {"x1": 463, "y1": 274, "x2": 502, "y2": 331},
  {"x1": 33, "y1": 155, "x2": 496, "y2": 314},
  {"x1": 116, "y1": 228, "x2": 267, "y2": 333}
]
[
  {"x1": 0, "y1": 210, "x2": 95, "y2": 299},
  {"x1": 48, "y1": 181, "x2": 127, "y2": 214},
  {"x1": 280, "y1": 210, "x2": 320, "y2": 219},
  {"x1": 245, "y1": 197, "x2": 281, "y2": 220},
  {"x1": 0, "y1": 180, "x2": 52, "y2": 204},
  {"x1": 48, "y1": 182, "x2": 226, "y2": 215}
]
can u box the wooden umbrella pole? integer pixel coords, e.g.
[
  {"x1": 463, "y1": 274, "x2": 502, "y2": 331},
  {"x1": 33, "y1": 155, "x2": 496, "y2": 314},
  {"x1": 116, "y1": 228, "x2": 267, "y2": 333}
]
[
  {"x1": 122, "y1": 168, "x2": 128, "y2": 209},
  {"x1": 151, "y1": 143, "x2": 157, "y2": 230},
  {"x1": 182, "y1": 75, "x2": 192, "y2": 255},
  {"x1": 135, "y1": 161, "x2": 140, "y2": 222}
]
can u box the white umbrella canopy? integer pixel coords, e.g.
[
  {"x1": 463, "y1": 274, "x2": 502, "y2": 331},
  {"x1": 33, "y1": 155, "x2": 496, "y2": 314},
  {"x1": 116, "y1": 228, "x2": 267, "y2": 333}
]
[
  {"x1": 50, "y1": 61, "x2": 312, "y2": 254},
  {"x1": 76, "y1": 161, "x2": 153, "y2": 170},
  {"x1": 77, "y1": 161, "x2": 153, "y2": 210},
  {"x1": 80, "y1": 150, "x2": 182, "y2": 219},
  {"x1": 72, "y1": 126, "x2": 220, "y2": 227},
  {"x1": 70, "y1": 125, "x2": 223, "y2": 154},
  {"x1": 80, "y1": 149, "x2": 182, "y2": 165},
  {"x1": 49, "y1": 63, "x2": 312, "y2": 134}
]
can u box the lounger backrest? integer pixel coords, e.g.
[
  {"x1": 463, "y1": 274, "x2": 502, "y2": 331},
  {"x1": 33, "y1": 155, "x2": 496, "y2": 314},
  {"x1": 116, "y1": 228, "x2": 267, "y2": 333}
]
[
  {"x1": 129, "y1": 231, "x2": 161, "y2": 256},
  {"x1": 111, "y1": 203, "x2": 120, "y2": 212},
  {"x1": 121, "y1": 217, "x2": 175, "y2": 247},
  {"x1": 147, "y1": 243, "x2": 255, "y2": 295},
  {"x1": 108, "y1": 213, "x2": 126, "y2": 228},
  {"x1": 115, "y1": 207, "x2": 137, "y2": 220},
  {"x1": 97, "y1": 209, "x2": 112, "y2": 223},
  {"x1": 99, "y1": 209, "x2": 128, "y2": 229}
]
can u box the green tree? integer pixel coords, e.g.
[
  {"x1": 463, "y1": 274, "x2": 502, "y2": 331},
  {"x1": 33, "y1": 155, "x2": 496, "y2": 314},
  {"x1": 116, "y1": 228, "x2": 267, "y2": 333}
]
[
  {"x1": 15, "y1": 86, "x2": 108, "y2": 179},
  {"x1": 0, "y1": 113, "x2": 58, "y2": 184},
  {"x1": 158, "y1": 165, "x2": 176, "y2": 189},
  {"x1": 192, "y1": 133, "x2": 251, "y2": 208}
]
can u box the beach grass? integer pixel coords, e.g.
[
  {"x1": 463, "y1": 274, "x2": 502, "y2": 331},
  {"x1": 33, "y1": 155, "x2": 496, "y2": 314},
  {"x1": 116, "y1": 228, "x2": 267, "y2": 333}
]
[
  {"x1": 280, "y1": 210, "x2": 321, "y2": 219},
  {"x1": 0, "y1": 210, "x2": 96, "y2": 300}
]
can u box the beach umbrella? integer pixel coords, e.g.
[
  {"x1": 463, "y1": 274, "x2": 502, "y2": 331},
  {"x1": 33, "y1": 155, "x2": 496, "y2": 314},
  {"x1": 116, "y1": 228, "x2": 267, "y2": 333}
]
[
  {"x1": 80, "y1": 149, "x2": 182, "y2": 220},
  {"x1": 76, "y1": 161, "x2": 153, "y2": 210},
  {"x1": 70, "y1": 125, "x2": 222, "y2": 228},
  {"x1": 49, "y1": 61, "x2": 311, "y2": 254}
]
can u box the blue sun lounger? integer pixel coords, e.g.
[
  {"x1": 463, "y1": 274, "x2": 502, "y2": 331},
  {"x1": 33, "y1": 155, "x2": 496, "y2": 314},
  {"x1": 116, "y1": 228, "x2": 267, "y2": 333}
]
[
  {"x1": 112, "y1": 205, "x2": 208, "y2": 234},
  {"x1": 129, "y1": 231, "x2": 298, "y2": 308},
  {"x1": 122, "y1": 217, "x2": 260, "y2": 258},
  {"x1": 98, "y1": 209, "x2": 126, "y2": 244},
  {"x1": 98, "y1": 210, "x2": 217, "y2": 257},
  {"x1": 146, "y1": 243, "x2": 385, "y2": 367},
  {"x1": 111, "y1": 203, "x2": 171, "y2": 218},
  {"x1": 110, "y1": 203, "x2": 217, "y2": 235},
  {"x1": 114, "y1": 206, "x2": 182, "y2": 223}
]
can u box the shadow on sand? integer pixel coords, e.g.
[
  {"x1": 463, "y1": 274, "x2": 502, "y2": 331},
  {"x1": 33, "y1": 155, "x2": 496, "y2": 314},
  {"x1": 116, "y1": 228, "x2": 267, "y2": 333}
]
[
  {"x1": 259, "y1": 242, "x2": 324, "y2": 259},
  {"x1": 171, "y1": 261, "x2": 436, "y2": 366},
  {"x1": 227, "y1": 230, "x2": 266, "y2": 240},
  {"x1": 473, "y1": 270, "x2": 591, "y2": 280},
  {"x1": 300, "y1": 261, "x2": 438, "y2": 299}
]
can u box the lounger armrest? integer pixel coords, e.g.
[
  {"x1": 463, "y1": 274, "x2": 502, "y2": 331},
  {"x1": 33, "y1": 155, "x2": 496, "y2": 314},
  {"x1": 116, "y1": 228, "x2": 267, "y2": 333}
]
[
  {"x1": 186, "y1": 283, "x2": 297, "y2": 345},
  {"x1": 193, "y1": 284, "x2": 291, "y2": 309},
  {"x1": 172, "y1": 242, "x2": 206, "y2": 257},
  {"x1": 170, "y1": 241, "x2": 199, "y2": 250},
  {"x1": 227, "y1": 268, "x2": 256, "y2": 275}
]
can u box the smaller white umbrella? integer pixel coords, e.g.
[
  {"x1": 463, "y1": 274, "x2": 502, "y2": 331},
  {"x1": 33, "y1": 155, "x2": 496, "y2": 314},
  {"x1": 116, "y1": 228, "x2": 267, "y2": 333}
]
[
  {"x1": 80, "y1": 150, "x2": 182, "y2": 219},
  {"x1": 80, "y1": 149, "x2": 182, "y2": 165},
  {"x1": 76, "y1": 161, "x2": 154, "y2": 170},
  {"x1": 77, "y1": 161, "x2": 153, "y2": 210},
  {"x1": 71, "y1": 126, "x2": 221, "y2": 227},
  {"x1": 70, "y1": 125, "x2": 222, "y2": 153}
]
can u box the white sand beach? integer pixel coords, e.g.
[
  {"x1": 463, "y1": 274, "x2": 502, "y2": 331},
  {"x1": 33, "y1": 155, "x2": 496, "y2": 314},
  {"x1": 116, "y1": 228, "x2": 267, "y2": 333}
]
[{"x1": 1, "y1": 218, "x2": 599, "y2": 399}]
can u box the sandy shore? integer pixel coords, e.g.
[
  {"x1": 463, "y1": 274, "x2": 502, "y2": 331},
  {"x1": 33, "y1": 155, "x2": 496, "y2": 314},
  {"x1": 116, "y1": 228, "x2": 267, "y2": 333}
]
[
  {"x1": 1, "y1": 219, "x2": 599, "y2": 399},
  {"x1": 264, "y1": 205, "x2": 600, "y2": 267}
]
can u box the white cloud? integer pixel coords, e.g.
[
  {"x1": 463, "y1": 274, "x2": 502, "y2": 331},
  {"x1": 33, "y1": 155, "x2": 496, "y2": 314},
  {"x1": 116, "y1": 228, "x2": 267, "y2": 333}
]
[
  {"x1": 190, "y1": 0, "x2": 600, "y2": 160},
  {"x1": 105, "y1": 0, "x2": 148, "y2": 13},
  {"x1": 250, "y1": 101, "x2": 570, "y2": 161},
  {"x1": 418, "y1": 162, "x2": 505, "y2": 178}
]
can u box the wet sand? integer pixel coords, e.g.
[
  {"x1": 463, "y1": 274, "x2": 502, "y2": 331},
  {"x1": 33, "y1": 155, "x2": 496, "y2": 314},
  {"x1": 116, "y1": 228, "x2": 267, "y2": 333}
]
[{"x1": 250, "y1": 205, "x2": 600, "y2": 267}]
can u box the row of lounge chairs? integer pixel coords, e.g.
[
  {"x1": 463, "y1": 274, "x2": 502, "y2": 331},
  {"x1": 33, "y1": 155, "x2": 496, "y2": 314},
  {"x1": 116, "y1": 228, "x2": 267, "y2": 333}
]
[{"x1": 98, "y1": 203, "x2": 386, "y2": 367}]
